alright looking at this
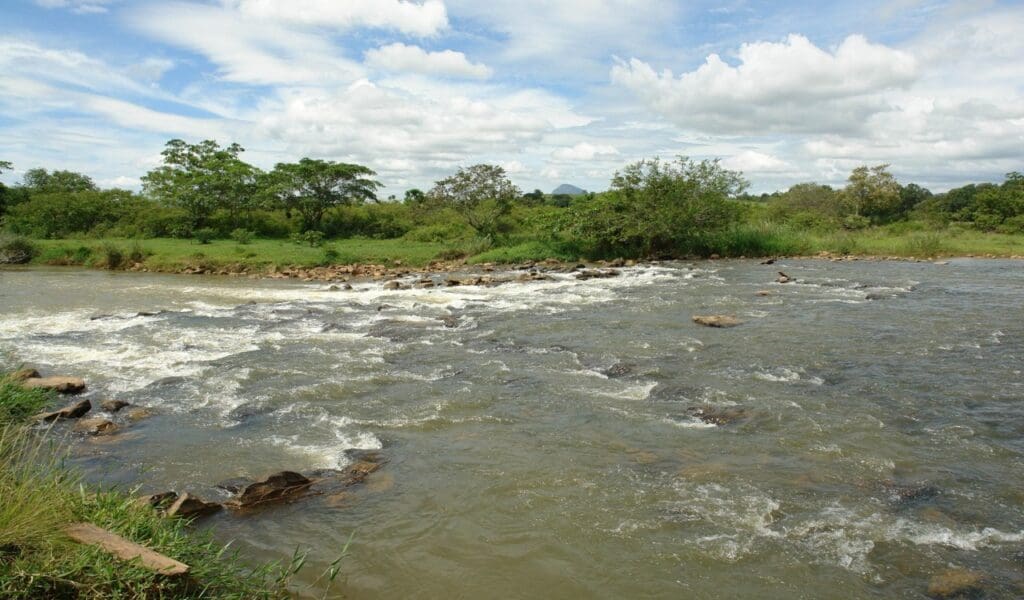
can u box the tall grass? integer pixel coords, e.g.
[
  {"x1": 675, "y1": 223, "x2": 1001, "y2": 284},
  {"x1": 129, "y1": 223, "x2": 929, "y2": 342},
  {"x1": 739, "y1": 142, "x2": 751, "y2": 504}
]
[
  {"x1": 687, "y1": 223, "x2": 812, "y2": 258},
  {"x1": 0, "y1": 375, "x2": 306, "y2": 598}
]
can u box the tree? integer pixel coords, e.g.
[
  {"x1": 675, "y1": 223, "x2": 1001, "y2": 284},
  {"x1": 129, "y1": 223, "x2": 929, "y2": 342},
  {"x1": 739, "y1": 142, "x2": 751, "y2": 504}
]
[
  {"x1": 898, "y1": 183, "x2": 932, "y2": 215},
  {"x1": 141, "y1": 139, "x2": 259, "y2": 230},
  {"x1": 403, "y1": 188, "x2": 427, "y2": 205},
  {"x1": 843, "y1": 164, "x2": 901, "y2": 222},
  {"x1": 0, "y1": 161, "x2": 11, "y2": 174},
  {"x1": 428, "y1": 164, "x2": 520, "y2": 237},
  {"x1": 265, "y1": 158, "x2": 381, "y2": 232},
  {"x1": 521, "y1": 189, "x2": 545, "y2": 206},
  {"x1": 564, "y1": 157, "x2": 747, "y2": 256},
  {"x1": 0, "y1": 161, "x2": 10, "y2": 218},
  {"x1": 22, "y1": 168, "x2": 97, "y2": 194}
]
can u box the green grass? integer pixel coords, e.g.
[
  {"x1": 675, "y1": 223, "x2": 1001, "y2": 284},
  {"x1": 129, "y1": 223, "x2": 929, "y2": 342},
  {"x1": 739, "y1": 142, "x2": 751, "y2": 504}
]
[
  {"x1": 16, "y1": 228, "x2": 1024, "y2": 276},
  {"x1": 31, "y1": 237, "x2": 447, "y2": 271},
  {"x1": 467, "y1": 240, "x2": 581, "y2": 264},
  {"x1": 0, "y1": 375, "x2": 308, "y2": 599}
]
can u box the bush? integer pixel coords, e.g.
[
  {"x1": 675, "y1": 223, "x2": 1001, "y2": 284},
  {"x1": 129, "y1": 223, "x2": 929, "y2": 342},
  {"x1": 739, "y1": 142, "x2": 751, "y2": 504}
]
[
  {"x1": 0, "y1": 235, "x2": 38, "y2": 264},
  {"x1": 291, "y1": 231, "x2": 324, "y2": 247},
  {"x1": 841, "y1": 214, "x2": 871, "y2": 230},
  {"x1": 127, "y1": 241, "x2": 149, "y2": 263},
  {"x1": 996, "y1": 214, "x2": 1024, "y2": 234},
  {"x1": 230, "y1": 228, "x2": 254, "y2": 244},
  {"x1": 194, "y1": 228, "x2": 217, "y2": 244},
  {"x1": 100, "y1": 243, "x2": 124, "y2": 269},
  {"x1": 403, "y1": 222, "x2": 474, "y2": 243}
]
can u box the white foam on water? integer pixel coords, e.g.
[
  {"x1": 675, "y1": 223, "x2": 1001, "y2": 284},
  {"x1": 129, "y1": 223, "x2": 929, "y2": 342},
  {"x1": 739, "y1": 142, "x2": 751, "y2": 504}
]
[
  {"x1": 266, "y1": 429, "x2": 382, "y2": 470},
  {"x1": 663, "y1": 416, "x2": 717, "y2": 429}
]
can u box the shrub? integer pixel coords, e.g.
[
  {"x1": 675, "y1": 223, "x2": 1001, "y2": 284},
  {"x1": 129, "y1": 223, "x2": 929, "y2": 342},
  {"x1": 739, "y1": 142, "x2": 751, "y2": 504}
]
[
  {"x1": 194, "y1": 228, "x2": 217, "y2": 244},
  {"x1": 100, "y1": 243, "x2": 124, "y2": 269},
  {"x1": 320, "y1": 246, "x2": 340, "y2": 265},
  {"x1": 0, "y1": 235, "x2": 38, "y2": 264},
  {"x1": 128, "y1": 241, "x2": 149, "y2": 263},
  {"x1": 230, "y1": 228, "x2": 254, "y2": 244},
  {"x1": 996, "y1": 214, "x2": 1024, "y2": 234},
  {"x1": 291, "y1": 231, "x2": 324, "y2": 247},
  {"x1": 434, "y1": 248, "x2": 468, "y2": 261},
  {"x1": 841, "y1": 214, "x2": 871, "y2": 230}
]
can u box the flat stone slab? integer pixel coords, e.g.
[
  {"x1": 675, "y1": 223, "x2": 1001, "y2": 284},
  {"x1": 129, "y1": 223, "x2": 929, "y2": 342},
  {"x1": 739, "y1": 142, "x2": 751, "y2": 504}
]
[
  {"x1": 36, "y1": 399, "x2": 91, "y2": 422},
  {"x1": 64, "y1": 523, "x2": 189, "y2": 576},
  {"x1": 22, "y1": 376, "x2": 86, "y2": 394},
  {"x1": 692, "y1": 315, "x2": 743, "y2": 328}
]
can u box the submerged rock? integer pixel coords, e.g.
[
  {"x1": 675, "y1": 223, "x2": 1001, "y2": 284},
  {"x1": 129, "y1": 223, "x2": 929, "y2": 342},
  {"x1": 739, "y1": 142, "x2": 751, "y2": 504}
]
[
  {"x1": 692, "y1": 315, "x2": 743, "y2": 328},
  {"x1": 755, "y1": 290, "x2": 773, "y2": 297},
  {"x1": 604, "y1": 363, "x2": 635, "y2": 378},
  {"x1": 166, "y1": 492, "x2": 222, "y2": 518},
  {"x1": 36, "y1": 399, "x2": 91, "y2": 422},
  {"x1": 73, "y1": 417, "x2": 119, "y2": 436},
  {"x1": 438, "y1": 316, "x2": 459, "y2": 328},
  {"x1": 227, "y1": 402, "x2": 274, "y2": 423},
  {"x1": 883, "y1": 481, "x2": 940, "y2": 506},
  {"x1": 227, "y1": 471, "x2": 313, "y2": 508},
  {"x1": 686, "y1": 405, "x2": 748, "y2": 426},
  {"x1": 777, "y1": 271, "x2": 792, "y2": 284},
  {"x1": 22, "y1": 376, "x2": 86, "y2": 394},
  {"x1": 123, "y1": 407, "x2": 155, "y2": 423},
  {"x1": 147, "y1": 376, "x2": 188, "y2": 388},
  {"x1": 927, "y1": 569, "x2": 984, "y2": 599},
  {"x1": 383, "y1": 280, "x2": 405, "y2": 290},
  {"x1": 100, "y1": 399, "x2": 130, "y2": 413},
  {"x1": 575, "y1": 269, "x2": 620, "y2": 281}
]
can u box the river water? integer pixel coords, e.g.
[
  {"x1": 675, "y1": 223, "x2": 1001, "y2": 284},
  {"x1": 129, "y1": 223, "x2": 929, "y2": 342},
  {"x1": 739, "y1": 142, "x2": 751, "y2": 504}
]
[{"x1": 1, "y1": 260, "x2": 1022, "y2": 598}]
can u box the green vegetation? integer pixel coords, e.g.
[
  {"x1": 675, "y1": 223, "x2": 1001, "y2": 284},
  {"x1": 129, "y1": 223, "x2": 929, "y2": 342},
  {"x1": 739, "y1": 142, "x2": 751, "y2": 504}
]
[
  {"x1": 1, "y1": 142, "x2": 1022, "y2": 271},
  {"x1": 0, "y1": 375, "x2": 335, "y2": 598}
]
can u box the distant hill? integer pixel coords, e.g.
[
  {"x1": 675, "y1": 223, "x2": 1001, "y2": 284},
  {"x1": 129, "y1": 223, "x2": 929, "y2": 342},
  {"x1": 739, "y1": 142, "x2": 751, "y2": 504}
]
[{"x1": 551, "y1": 184, "x2": 586, "y2": 196}]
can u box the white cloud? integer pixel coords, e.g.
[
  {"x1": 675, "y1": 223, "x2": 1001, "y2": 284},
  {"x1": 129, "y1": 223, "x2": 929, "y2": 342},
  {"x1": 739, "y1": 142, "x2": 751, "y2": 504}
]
[
  {"x1": 128, "y1": 3, "x2": 365, "y2": 85},
  {"x1": 612, "y1": 34, "x2": 918, "y2": 134},
  {"x1": 721, "y1": 150, "x2": 794, "y2": 174},
  {"x1": 551, "y1": 142, "x2": 619, "y2": 161},
  {"x1": 365, "y1": 43, "x2": 492, "y2": 79},
  {"x1": 34, "y1": 0, "x2": 116, "y2": 14},
  {"x1": 223, "y1": 0, "x2": 448, "y2": 37}
]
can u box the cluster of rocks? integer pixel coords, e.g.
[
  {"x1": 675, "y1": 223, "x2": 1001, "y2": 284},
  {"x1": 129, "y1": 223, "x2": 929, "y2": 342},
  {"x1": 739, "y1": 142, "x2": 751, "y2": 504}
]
[
  {"x1": 18, "y1": 370, "x2": 153, "y2": 436},
  {"x1": 136, "y1": 451, "x2": 387, "y2": 520}
]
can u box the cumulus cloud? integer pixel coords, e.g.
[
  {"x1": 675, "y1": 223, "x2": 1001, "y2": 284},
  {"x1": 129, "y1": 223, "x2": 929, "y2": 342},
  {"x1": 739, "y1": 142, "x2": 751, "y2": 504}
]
[
  {"x1": 612, "y1": 34, "x2": 918, "y2": 134},
  {"x1": 551, "y1": 142, "x2": 619, "y2": 161},
  {"x1": 223, "y1": 0, "x2": 448, "y2": 37},
  {"x1": 721, "y1": 150, "x2": 795, "y2": 174},
  {"x1": 365, "y1": 43, "x2": 492, "y2": 79}
]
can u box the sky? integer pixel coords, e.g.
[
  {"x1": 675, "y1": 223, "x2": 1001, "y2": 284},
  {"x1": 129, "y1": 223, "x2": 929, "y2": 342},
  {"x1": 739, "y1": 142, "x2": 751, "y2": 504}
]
[{"x1": 0, "y1": 0, "x2": 1022, "y2": 196}]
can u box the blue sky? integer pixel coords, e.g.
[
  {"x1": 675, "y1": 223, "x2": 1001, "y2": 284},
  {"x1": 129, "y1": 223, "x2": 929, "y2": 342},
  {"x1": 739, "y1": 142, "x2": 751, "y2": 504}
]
[{"x1": 1, "y1": 0, "x2": 1022, "y2": 195}]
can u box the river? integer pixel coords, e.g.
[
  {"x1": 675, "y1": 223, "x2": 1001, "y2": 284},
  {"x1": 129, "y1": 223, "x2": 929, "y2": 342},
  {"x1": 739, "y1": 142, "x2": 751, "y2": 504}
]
[{"x1": 1, "y1": 260, "x2": 1022, "y2": 598}]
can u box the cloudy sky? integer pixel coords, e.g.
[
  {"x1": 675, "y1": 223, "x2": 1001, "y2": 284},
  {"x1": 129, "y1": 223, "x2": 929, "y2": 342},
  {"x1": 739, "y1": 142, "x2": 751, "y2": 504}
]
[{"x1": 1, "y1": 0, "x2": 1021, "y2": 195}]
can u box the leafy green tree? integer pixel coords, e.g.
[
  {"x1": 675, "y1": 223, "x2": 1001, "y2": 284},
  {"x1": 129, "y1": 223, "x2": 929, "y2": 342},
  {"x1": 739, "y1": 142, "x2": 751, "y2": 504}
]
[
  {"x1": 22, "y1": 168, "x2": 97, "y2": 194},
  {"x1": 521, "y1": 189, "x2": 545, "y2": 206},
  {"x1": 0, "y1": 161, "x2": 10, "y2": 218},
  {"x1": 141, "y1": 139, "x2": 259, "y2": 230},
  {"x1": 403, "y1": 188, "x2": 427, "y2": 205},
  {"x1": 563, "y1": 157, "x2": 747, "y2": 256},
  {"x1": 5, "y1": 189, "x2": 137, "y2": 238},
  {"x1": 898, "y1": 183, "x2": 932, "y2": 215},
  {"x1": 843, "y1": 164, "x2": 901, "y2": 222},
  {"x1": 428, "y1": 164, "x2": 520, "y2": 238},
  {"x1": 0, "y1": 161, "x2": 11, "y2": 174},
  {"x1": 265, "y1": 158, "x2": 381, "y2": 232}
]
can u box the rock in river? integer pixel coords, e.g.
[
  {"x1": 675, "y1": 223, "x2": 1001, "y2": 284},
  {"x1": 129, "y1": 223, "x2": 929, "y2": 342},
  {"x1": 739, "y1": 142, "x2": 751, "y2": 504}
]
[
  {"x1": 692, "y1": 315, "x2": 743, "y2": 328},
  {"x1": 100, "y1": 399, "x2": 130, "y2": 413},
  {"x1": 10, "y1": 368, "x2": 40, "y2": 382},
  {"x1": 686, "y1": 405, "x2": 748, "y2": 426},
  {"x1": 927, "y1": 569, "x2": 984, "y2": 599},
  {"x1": 22, "y1": 376, "x2": 86, "y2": 394},
  {"x1": 166, "y1": 492, "x2": 222, "y2": 518},
  {"x1": 227, "y1": 471, "x2": 313, "y2": 508},
  {"x1": 73, "y1": 417, "x2": 119, "y2": 436},
  {"x1": 36, "y1": 399, "x2": 91, "y2": 422},
  {"x1": 136, "y1": 491, "x2": 178, "y2": 510}
]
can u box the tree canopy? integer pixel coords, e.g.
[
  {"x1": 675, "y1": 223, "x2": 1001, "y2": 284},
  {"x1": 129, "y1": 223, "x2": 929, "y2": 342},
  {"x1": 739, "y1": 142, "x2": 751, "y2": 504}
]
[
  {"x1": 265, "y1": 158, "x2": 381, "y2": 232},
  {"x1": 141, "y1": 139, "x2": 259, "y2": 230},
  {"x1": 428, "y1": 164, "x2": 520, "y2": 237}
]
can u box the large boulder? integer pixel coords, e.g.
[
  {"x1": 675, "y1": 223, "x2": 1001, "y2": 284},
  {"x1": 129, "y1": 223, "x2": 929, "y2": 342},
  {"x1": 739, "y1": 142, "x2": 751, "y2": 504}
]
[
  {"x1": 22, "y1": 376, "x2": 86, "y2": 394},
  {"x1": 36, "y1": 399, "x2": 91, "y2": 422},
  {"x1": 136, "y1": 491, "x2": 178, "y2": 510},
  {"x1": 228, "y1": 471, "x2": 313, "y2": 508},
  {"x1": 576, "y1": 269, "x2": 620, "y2": 281},
  {"x1": 692, "y1": 315, "x2": 743, "y2": 328}
]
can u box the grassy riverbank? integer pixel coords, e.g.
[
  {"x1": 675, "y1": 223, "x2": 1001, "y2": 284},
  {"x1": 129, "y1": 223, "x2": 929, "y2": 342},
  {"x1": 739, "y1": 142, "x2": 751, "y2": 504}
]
[
  {"x1": 0, "y1": 375, "x2": 292, "y2": 599},
  {"x1": 11, "y1": 227, "x2": 1024, "y2": 277}
]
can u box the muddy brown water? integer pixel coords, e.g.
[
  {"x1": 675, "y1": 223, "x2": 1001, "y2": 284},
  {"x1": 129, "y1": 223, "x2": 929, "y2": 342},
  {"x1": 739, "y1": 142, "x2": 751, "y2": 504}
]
[{"x1": 1, "y1": 260, "x2": 1023, "y2": 598}]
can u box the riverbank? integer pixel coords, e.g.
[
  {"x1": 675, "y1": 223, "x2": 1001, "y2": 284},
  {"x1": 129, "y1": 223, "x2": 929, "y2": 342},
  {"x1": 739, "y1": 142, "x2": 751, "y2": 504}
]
[
  {"x1": 0, "y1": 373, "x2": 293, "y2": 599},
  {"x1": 4, "y1": 229, "x2": 1021, "y2": 283}
]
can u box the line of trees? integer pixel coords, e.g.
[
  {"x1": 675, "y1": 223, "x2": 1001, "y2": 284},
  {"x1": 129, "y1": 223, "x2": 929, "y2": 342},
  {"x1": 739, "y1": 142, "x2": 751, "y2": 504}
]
[{"x1": 1, "y1": 138, "x2": 1022, "y2": 257}]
